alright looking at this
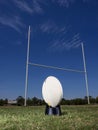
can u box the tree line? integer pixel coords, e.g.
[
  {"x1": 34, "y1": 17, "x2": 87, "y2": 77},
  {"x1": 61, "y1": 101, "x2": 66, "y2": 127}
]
[{"x1": 0, "y1": 96, "x2": 98, "y2": 106}]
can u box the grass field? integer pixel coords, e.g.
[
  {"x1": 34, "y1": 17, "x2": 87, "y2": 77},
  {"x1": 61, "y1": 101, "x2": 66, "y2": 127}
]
[{"x1": 0, "y1": 105, "x2": 98, "y2": 130}]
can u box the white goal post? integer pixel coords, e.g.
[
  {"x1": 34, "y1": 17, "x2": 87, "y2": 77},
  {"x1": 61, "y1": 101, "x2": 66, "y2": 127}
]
[{"x1": 24, "y1": 26, "x2": 90, "y2": 106}]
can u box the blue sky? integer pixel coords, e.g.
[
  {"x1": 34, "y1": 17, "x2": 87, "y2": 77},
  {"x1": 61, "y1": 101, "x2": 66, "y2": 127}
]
[{"x1": 0, "y1": 0, "x2": 98, "y2": 100}]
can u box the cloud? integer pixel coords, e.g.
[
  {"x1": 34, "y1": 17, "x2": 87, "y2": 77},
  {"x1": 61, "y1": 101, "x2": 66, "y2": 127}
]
[
  {"x1": 0, "y1": 15, "x2": 24, "y2": 33},
  {"x1": 48, "y1": 32, "x2": 82, "y2": 52},
  {"x1": 12, "y1": 0, "x2": 33, "y2": 14},
  {"x1": 39, "y1": 21, "x2": 82, "y2": 52},
  {"x1": 52, "y1": 0, "x2": 75, "y2": 7},
  {"x1": 63, "y1": 33, "x2": 82, "y2": 49},
  {"x1": 39, "y1": 21, "x2": 58, "y2": 34},
  {"x1": 32, "y1": 0, "x2": 44, "y2": 14},
  {"x1": 52, "y1": 0, "x2": 91, "y2": 7},
  {"x1": 0, "y1": 0, "x2": 45, "y2": 15},
  {"x1": 39, "y1": 21, "x2": 68, "y2": 35},
  {"x1": 37, "y1": 21, "x2": 82, "y2": 52},
  {"x1": 12, "y1": 0, "x2": 45, "y2": 14},
  {"x1": 0, "y1": 0, "x2": 46, "y2": 33}
]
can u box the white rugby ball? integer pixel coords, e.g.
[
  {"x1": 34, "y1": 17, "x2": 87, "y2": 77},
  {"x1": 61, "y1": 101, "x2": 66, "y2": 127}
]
[{"x1": 42, "y1": 76, "x2": 63, "y2": 107}]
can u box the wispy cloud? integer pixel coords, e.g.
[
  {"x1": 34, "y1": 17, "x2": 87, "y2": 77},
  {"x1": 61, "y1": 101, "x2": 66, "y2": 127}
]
[
  {"x1": 37, "y1": 21, "x2": 82, "y2": 51},
  {"x1": 32, "y1": 0, "x2": 44, "y2": 14},
  {"x1": 52, "y1": 0, "x2": 91, "y2": 7},
  {"x1": 0, "y1": 0, "x2": 46, "y2": 33},
  {"x1": 52, "y1": 0, "x2": 75, "y2": 7},
  {"x1": 49, "y1": 33, "x2": 82, "y2": 52},
  {"x1": 12, "y1": 0, "x2": 33, "y2": 14},
  {"x1": 38, "y1": 21, "x2": 82, "y2": 51},
  {"x1": 0, "y1": 15, "x2": 24, "y2": 33},
  {"x1": 39, "y1": 21, "x2": 58, "y2": 34},
  {"x1": 39, "y1": 21, "x2": 68, "y2": 35},
  {"x1": 12, "y1": 0, "x2": 45, "y2": 14},
  {"x1": 63, "y1": 33, "x2": 82, "y2": 49}
]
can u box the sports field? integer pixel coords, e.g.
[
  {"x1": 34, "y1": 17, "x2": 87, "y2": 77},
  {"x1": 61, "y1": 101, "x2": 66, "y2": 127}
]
[{"x1": 0, "y1": 105, "x2": 98, "y2": 130}]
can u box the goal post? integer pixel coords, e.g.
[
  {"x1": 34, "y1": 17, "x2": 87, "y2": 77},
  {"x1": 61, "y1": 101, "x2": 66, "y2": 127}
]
[{"x1": 24, "y1": 26, "x2": 90, "y2": 106}]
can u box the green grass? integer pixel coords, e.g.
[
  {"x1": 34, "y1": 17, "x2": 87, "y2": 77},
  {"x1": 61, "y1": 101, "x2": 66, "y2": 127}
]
[{"x1": 0, "y1": 105, "x2": 98, "y2": 130}]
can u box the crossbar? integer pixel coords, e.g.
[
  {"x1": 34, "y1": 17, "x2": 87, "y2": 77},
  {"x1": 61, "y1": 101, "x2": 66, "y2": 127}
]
[{"x1": 29, "y1": 62, "x2": 85, "y2": 73}]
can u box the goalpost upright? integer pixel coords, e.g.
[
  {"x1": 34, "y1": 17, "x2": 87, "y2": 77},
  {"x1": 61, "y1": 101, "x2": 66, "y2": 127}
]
[
  {"x1": 24, "y1": 26, "x2": 31, "y2": 106},
  {"x1": 81, "y1": 43, "x2": 90, "y2": 104},
  {"x1": 24, "y1": 26, "x2": 90, "y2": 106}
]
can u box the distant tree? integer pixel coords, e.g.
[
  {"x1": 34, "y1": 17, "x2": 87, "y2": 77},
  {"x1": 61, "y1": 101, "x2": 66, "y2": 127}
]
[
  {"x1": 61, "y1": 98, "x2": 66, "y2": 105},
  {"x1": 37, "y1": 99, "x2": 43, "y2": 105},
  {"x1": 84, "y1": 96, "x2": 96, "y2": 104},
  {"x1": 27, "y1": 97, "x2": 45, "y2": 106},
  {"x1": 70, "y1": 99, "x2": 75, "y2": 105},
  {"x1": 96, "y1": 96, "x2": 98, "y2": 104},
  {"x1": 14, "y1": 95, "x2": 98, "y2": 106},
  {"x1": 74, "y1": 98, "x2": 84, "y2": 105},
  {"x1": 27, "y1": 98, "x2": 32, "y2": 106},
  {"x1": 65, "y1": 100, "x2": 71, "y2": 105},
  {"x1": 16, "y1": 96, "x2": 24, "y2": 106},
  {"x1": 89, "y1": 96, "x2": 96, "y2": 104},
  {"x1": 41, "y1": 100, "x2": 46, "y2": 105},
  {"x1": 0, "y1": 99, "x2": 4, "y2": 106},
  {"x1": 0, "y1": 99, "x2": 8, "y2": 106},
  {"x1": 32, "y1": 97, "x2": 40, "y2": 105}
]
